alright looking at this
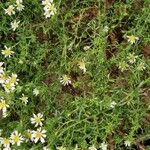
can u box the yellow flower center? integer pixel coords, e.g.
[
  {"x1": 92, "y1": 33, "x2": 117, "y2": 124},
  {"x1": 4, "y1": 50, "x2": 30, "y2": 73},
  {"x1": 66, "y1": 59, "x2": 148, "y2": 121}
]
[
  {"x1": 3, "y1": 138, "x2": 10, "y2": 145},
  {"x1": 63, "y1": 75, "x2": 69, "y2": 81},
  {"x1": 78, "y1": 61, "x2": 85, "y2": 68},
  {"x1": 5, "y1": 83, "x2": 12, "y2": 89},
  {"x1": 1, "y1": 74, "x2": 7, "y2": 81},
  {"x1": 49, "y1": 4, "x2": 55, "y2": 11},
  {"x1": 10, "y1": 77, "x2": 17, "y2": 83},
  {"x1": 13, "y1": 135, "x2": 20, "y2": 143},
  {"x1": 35, "y1": 132, "x2": 42, "y2": 138},
  {"x1": 21, "y1": 96, "x2": 28, "y2": 102},
  {"x1": 128, "y1": 35, "x2": 136, "y2": 42},
  {"x1": 0, "y1": 102, "x2": 7, "y2": 108},
  {"x1": 8, "y1": 6, "x2": 14, "y2": 13},
  {"x1": 35, "y1": 117, "x2": 41, "y2": 123},
  {"x1": 4, "y1": 49, "x2": 11, "y2": 55}
]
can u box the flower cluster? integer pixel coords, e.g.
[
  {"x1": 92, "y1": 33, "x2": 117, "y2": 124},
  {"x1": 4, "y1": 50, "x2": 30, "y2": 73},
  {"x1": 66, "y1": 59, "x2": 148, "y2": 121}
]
[
  {"x1": 56, "y1": 142, "x2": 108, "y2": 150},
  {"x1": 118, "y1": 52, "x2": 146, "y2": 72},
  {"x1": 4, "y1": 0, "x2": 24, "y2": 31},
  {"x1": 24, "y1": 113, "x2": 47, "y2": 143},
  {"x1": 0, "y1": 62, "x2": 19, "y2": 93},
  {"x1": 87, "y1": 142, "x2": 108, "y2": 150},
  {"x1": 42, "y1": 0, "x2": 57, "y2": 18},
  {"x1": 0, "y1": 113, "x2": 46, "y2": 149},
  {"x1": 16, "y1": 0, "x2": 24, "y2": 11},
  {"x1": 4, "y1": 0, "x2": 24, "y2": 16},
  {"x1": 0, "y1": 131, "x2": 24, "y2": 149},
  {"x1": 0, "y1": 46, "x2": 19, "y2": 119},
  {"x1": 59, "y1": 59, "x2": 87, "y2": 86},
  {"x1": 1, "y1": 0, "x2": 148, "y2": 149},
  {"x1": 118, "y1": 34, "x2": 140, "y2": 72},
  {"x1": 0, "y1": 17, "x2": 45, "y2": 147}
]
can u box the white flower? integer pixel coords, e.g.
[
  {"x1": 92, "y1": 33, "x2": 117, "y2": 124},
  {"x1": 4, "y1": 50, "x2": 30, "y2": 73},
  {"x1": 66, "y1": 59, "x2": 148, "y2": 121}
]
[
  {"x1": 60, "y1": 75, "x2": 71, "y2": 86},
  {"x1": 30, "y1": 113, "x2": 44, "y2": 127},
  {"x1": 16, "y1": 3, "x2": 24, "y2": 11},
  {"x1": 127, "y1": 53, "x2": 138, "y2": 64},
  {"x1": 44, "y1": 8, "x2": 56, "y2": 18},
  {"x1": 0, "y1": 138, "x2": 11, "y2": 148},
  {"x1": 43, "y1": 3, "x2": 56, "y2": 18},
  {"x1": 43, "y1": 146, "x2": 50, "y2": 150},
  {"x1": 44, "y1": 10, "x2": 51, "y2": 18},
  {"x1": 20, "y1": 94, "x2": 28, "y2": 105},
  {"x1": 83, "y1": 46, "x2": 90, "y2": 51},
  {"x1": 110, "y1": 101, "x2": 117, "y2": 108},
  {"x1": 16, "y1": 0, "x2": 24, "y2": 11},
  {"x1": 74, "y1": 145, "x2": 79, "y2": 150},
  {"x1": 9, "y1": 73, "x2": 19, "y2": 85},
  {"x1": 124, "y1": 140, "x2": 131, "y2": 147},
  {"x1": 33, "y1": 88, "x2": 39, "y2": 96},
  {"x1": 100, "y1": 142, "x2": 107, "y2": 150},
  {"x1": 0, "y1": 98, "x2": 9, "y2": 113},
  {"x1": 56, "y1": 146, "x2": 66, "y2": 150},
  {"x1": 78, "y1": 60, "x2": 86, "y2": 73},
  {"x1": 10, "y1": 131, "x2": 24, "y2": 146},
  {"x1": 11, "y1": 20, "x2": 20, "y2": 31},
  {"x1": 88, "y1": 145, "x2": 97, "y2": 150},
  {"x1": 118, "y1": 61, "x2": 129, "y2": 72},
  {"x1": 42, "y1": 0, "x2": 53, "y2": 5},
  {"x1": 4, "y1": 5, "x2": 15, "y2": 16},
  {"x1": 2, "y1": 79, "x2": 15, "y2": 93},
  {"x1": 67, "y1": 43, "x2": 73, "y2": 51},
  {"x1": 16, "y1": 0, "x2": 23, "y2": 3},
  {"x1": 0, "y1": 73, "x2": 7, "y2": 84},
  {"x1": 31, "y1": 128, "x2": 46, "y2": 143},
  {"x1": 2, "y1": 111, "x2": 8, "y2": 118},
  {"x1": 44, "y1": 3, "x2": 56, "y2": 13},
  {"x1": 1, "y1": 46, "x2": 14, "y2": 58},
  {"x1": 127, "y1": 35, "x2": 139, "y2": 44},
  {"x1": 3, "y1": 147, "x2": 11, "y2": 150},
  {"x1": 0, "y1": 62, "x2": 4, "y2": 74},
  {"x1": 103, "y1": 26, "x2": 109, "y2": 32},
  {"x1": 137, "y1": 62, "x2": 146, "y2": 71}
]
